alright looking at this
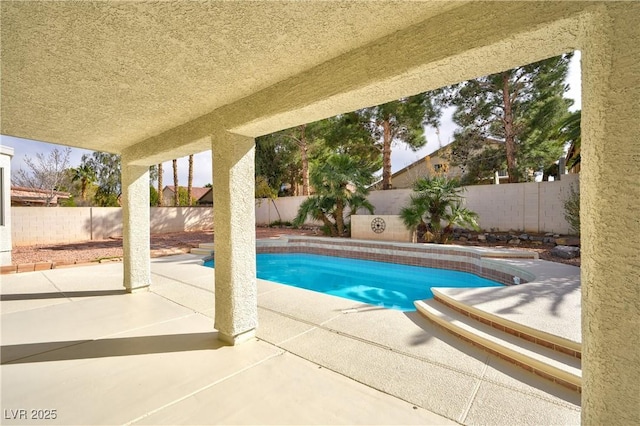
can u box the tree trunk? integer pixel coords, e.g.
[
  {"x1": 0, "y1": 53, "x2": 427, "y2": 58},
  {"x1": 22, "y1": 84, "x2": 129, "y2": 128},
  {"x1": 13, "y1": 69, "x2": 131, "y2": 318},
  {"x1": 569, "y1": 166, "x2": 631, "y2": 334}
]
[
  {"x1": 502, "y1": 73, "x2": 518, "y2": 183},
  {"x1": 299, "y1": 124, "x2": 310, "y2": 196},
  {"x1": 335, "y1": 200, "x2": 345, "y2": 236},
  {"x1": 80, "y1": 179, "x2": 87, "y2": 201},
  {"x1": 172, "y1": 159, "x2": 179, "y2": 206},
  {"x1": 157, "y1": 163, "x2": 163, "y2": 206},
  {"x1": 320, "y1": 214, "x2": 338, "y2": 237},
  {"x1": 382, "y1": 119, "x2": 393, "y2": 190},
  {"x1": 187, "y1": 154, "x2": 194, "y2": 205}
]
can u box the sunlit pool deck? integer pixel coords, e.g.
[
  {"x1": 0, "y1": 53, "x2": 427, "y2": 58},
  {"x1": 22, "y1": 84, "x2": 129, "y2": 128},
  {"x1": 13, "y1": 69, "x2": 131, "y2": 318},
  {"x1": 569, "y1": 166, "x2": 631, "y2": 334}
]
[{"x1": 1, "y1": 240, "x2": 581, "y2": 425}]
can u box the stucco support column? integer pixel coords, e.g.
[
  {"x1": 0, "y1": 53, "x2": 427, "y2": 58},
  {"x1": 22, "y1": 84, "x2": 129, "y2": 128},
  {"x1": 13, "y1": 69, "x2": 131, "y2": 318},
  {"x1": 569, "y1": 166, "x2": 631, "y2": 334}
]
[
  {"x1": 121, "y1": 157, "x2": 151, "y2": 293},
  {"x1": 580, "y1": 5, "x2": 640, "y2": 425},
  {"x1": 212, "y1": 133, "x2": 257, "y2": 345}
]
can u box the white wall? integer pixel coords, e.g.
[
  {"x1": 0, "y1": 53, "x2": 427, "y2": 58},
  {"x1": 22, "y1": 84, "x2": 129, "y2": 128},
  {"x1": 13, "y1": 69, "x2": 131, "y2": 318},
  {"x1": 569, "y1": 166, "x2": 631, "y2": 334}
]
[
  {"x1": 1, "y1": 145, "x2": 14, "y2": 265},
  {"x1": 12, "y1": 206, "x2": 213, "y2": 246}
]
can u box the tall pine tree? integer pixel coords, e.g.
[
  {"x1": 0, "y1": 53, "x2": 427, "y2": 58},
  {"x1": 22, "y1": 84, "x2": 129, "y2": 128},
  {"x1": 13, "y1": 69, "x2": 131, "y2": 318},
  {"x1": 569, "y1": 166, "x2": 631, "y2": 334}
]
[
  {"x1": 359, "y1": 93, "x2": 441, "y2": 189},
  {"x1": 449, "y1": 53, "x2": 573, "y2": 183}
]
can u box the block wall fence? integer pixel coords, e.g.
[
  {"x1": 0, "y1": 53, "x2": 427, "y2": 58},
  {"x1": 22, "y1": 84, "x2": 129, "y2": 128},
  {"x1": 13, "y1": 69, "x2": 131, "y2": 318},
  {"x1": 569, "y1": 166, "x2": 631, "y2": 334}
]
[
  {"x1": 12, "y1": 174, "x2": 577, "y2": 246},
  {"x1": 256, "y1": 174, "x2": 579, "y2": 235},
  {"x1": 12, "y1": 207, "x2": 214, "y2": 246}
]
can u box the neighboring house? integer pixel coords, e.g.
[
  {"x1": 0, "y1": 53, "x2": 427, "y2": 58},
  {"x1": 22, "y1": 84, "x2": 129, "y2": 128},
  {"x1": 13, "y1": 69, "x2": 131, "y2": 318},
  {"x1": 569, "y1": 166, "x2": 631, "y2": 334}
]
[
  {"x1": 161, "y1": 185, "x2": 211, "y2": 206},
  {"x1": 10, "y1": 186, "x2": 71, "y2": 206},
  {"x1": 565, "y1": 141, "x2": 581, "y2": 174},
  {"x1": 197, "y1": 187, "x2": 213, "y2": 205},
  {"x1": 387, "y1": 138, "x2": 507, "y2": 189}
]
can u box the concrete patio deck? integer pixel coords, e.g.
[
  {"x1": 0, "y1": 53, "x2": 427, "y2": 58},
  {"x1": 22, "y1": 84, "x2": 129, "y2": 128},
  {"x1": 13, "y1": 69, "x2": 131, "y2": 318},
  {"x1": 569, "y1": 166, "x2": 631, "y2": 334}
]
[{"x1": 1, "y1": 254, "x2": 581, "y2": 425}]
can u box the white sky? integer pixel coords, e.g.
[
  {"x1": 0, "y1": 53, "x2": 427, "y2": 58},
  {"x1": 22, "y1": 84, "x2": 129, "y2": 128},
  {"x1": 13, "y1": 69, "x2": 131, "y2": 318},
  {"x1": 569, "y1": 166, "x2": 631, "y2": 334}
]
[{"x1": 1, "y1": 52, "x2": 581, "y2": 188}]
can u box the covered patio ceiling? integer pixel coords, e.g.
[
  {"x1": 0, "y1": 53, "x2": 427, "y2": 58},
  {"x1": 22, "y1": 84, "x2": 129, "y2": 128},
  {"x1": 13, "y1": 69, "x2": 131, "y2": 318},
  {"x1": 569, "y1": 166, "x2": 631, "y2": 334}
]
[
  {"x1": 1, "y1": 1, "x2": 465, "y2": 159},
  {"x1": 1, "y1": 1, "x2": 589, "y2": 165}
]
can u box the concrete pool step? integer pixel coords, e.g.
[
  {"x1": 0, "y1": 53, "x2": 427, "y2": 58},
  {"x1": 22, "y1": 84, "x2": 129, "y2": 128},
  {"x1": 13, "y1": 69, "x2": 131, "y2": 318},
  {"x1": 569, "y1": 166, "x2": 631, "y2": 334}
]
[
  {"x1": 191, "y1": 243, "x2": 214, "y2": 256},
  {"x1": 432, "y1": 288, "x2": 581, "y2": 358},
  {"x1": 415, "y1": 299, "x2": 582, "y2": 392}
]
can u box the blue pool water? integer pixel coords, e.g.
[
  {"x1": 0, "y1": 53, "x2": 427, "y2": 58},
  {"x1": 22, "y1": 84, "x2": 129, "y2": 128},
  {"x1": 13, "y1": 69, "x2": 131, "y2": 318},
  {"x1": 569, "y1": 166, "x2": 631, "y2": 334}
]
[{"x1": 204, "y1": 253, "x2": 503, "y2": 311}]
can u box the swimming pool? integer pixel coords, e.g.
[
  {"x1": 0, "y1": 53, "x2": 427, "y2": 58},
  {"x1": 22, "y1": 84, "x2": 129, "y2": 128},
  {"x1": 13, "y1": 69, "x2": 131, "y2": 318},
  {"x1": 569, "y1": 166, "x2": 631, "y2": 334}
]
[{"x1": 204, "y1": 253, "x2": 503, "y2": 311}]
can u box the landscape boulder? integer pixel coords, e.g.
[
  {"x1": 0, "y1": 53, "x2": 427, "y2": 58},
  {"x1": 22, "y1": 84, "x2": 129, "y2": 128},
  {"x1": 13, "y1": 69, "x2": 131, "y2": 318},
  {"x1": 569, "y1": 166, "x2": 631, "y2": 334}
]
[{"x1": 551, "y1": 245, "x2": 581, "y2": 259}]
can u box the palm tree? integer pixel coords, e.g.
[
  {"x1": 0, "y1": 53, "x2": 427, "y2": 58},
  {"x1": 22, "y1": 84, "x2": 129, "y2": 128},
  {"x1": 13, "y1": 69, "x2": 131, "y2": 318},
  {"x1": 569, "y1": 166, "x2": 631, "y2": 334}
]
[
  {"x1": 293, "y1": 154, "x2": 376, "y2": 237},
  {"x1": 400, "y1": 176, "x2": 479, "y2": 243},
  {"x1": 187, "y1": 154, "x2": 194, "y2": 205},
  {"x1": 157, "y1": 163, "x2": 163, "y2": 206},
  {"x1": 172, "y1": 159, "x2": 179, "y2": 206},
  {"x1": 70, "y1": 164, "x2": 96, "y2": 202}
]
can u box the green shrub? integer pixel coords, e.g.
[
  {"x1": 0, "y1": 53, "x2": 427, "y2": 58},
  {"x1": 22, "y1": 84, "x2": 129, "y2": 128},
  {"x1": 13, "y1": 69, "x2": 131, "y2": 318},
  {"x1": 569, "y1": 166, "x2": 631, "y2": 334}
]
[{"x1": 564, "y1": 184, "x2": 580, "y2": 235}]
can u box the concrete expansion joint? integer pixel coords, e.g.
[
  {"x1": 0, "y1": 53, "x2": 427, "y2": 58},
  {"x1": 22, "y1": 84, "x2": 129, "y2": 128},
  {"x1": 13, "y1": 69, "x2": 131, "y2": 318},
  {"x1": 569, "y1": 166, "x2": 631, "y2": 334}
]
[
  {"x1": 260, "y1": 305, "x2": 581, "y2": 412},
  {"x1": 123, "y1": 350, "x2": 284, "y2": 426},
  {"x1": 458, "y1": 358, "x2": 490, "y2": 424},
  {"x1": 151, "y1": 271, "x2": 214, "y2": 293},
  {"x1": 96, "y1": 312, "x2": 197, "y2": 341}
]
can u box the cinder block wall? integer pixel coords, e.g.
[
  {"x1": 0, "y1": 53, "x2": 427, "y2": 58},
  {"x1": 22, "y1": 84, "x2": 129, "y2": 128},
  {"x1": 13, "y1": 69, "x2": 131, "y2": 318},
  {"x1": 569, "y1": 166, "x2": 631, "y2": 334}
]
[
  {"x1": 259, "y1": 175, "x2": 579, "y2": 234},
  {"x1": 12, "y1": 206, "x2": 214, "y2": 246},
  {"x1": 255, "y1": 196, "x2": 321, "y2": 226},
  {"x1": 12, "y1": 176, "x2": 578, "y2": 246}
]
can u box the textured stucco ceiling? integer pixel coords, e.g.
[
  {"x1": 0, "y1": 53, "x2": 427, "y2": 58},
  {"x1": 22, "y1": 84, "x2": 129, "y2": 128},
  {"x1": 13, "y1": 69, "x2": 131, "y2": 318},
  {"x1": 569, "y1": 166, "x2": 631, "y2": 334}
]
[{"x1": 1, "y1": 1, "x2": 466, "y2": 155}]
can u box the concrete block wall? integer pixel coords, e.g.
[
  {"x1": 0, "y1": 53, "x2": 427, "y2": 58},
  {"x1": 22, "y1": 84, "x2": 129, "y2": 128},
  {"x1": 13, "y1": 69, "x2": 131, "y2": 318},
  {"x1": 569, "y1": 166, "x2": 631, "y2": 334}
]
[
  {"x1": 12, "y1": 176, "x2": 578, "y2": 246},
  {"x1": 12, "y1": 206, "x2": 214, "y2": 246},
  {"x1": 149, "y1": 207, "x2": 213, "y2": 233},
  {"x1": 11, "y1": 207, "x2": 93, "y2": 245},
  {"x1": 255, "y1": 196, "x2": 321, "y2": 226}
]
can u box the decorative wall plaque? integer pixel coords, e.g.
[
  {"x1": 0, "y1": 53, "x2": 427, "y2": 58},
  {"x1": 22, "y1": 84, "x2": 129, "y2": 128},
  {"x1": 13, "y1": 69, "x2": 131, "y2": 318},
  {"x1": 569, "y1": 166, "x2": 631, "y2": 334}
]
[{"x1": 371, "y1": 217, "x2": 386, "y2": 234}]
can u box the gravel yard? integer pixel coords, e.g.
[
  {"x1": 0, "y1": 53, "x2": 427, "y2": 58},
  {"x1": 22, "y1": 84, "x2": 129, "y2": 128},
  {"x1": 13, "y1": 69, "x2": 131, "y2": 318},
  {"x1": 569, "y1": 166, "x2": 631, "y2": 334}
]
[{"x1": 9, "y1": 227, "x2": 579, "y2": 268}]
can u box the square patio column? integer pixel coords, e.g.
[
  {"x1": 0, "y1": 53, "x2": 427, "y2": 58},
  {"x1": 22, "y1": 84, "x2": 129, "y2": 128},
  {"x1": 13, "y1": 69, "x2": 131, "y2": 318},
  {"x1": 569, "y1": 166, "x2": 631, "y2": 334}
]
[
  {"x1": 212, "y1": 133, "x2": 257, "y2": 345},
  {"x1": 580, "y1": 5, "x2": 640, "y2": 425},
  {"x1": 121, "y1": 157, "x2": 151, "y2": 293}
]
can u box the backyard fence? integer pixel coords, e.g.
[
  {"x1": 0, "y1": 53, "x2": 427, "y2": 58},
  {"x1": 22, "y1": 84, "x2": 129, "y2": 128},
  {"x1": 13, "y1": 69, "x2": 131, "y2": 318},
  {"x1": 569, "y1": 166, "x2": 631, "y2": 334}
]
[
  {"x1": 11, "y1": 207, "x2": 213, "y2": 246},
  {"x1": 256, "y1": 174, "x2": 579, "y2": 235},
  {"x1": 11, "y1": 174, "x2": 578, "y2": 246}
]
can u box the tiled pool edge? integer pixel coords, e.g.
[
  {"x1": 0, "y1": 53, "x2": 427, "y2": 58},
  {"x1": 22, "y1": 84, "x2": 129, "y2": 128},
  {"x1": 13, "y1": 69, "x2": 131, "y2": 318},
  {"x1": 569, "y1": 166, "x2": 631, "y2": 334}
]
[{"x1": 256, "y1": 236, "x2": 536, "y2": 287}]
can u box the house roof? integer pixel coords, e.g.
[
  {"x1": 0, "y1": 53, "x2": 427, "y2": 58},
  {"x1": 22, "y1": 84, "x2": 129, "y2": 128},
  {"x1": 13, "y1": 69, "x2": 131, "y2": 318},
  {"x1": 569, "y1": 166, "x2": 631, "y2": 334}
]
[
  {"x1": 391, "y1": 137, "x2": 505, "y2": 179},
  {"x1": 11, "y1": 186, "x2": 71, "y2": 205},
  {"x1": 163, "y1": 186, "x2": 211, "y2": 201}
]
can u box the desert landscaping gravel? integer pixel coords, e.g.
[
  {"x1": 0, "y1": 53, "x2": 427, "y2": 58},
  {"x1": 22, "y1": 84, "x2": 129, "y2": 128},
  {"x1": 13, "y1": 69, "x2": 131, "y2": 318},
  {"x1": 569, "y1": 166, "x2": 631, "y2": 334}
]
[{"x1": 9, "y1": 227, "x2": 578, "y2": 268}]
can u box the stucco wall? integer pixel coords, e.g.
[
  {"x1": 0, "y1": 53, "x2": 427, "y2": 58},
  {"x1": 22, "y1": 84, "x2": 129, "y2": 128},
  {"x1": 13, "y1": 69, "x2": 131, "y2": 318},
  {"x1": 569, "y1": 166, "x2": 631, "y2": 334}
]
[
  {"x1": 351, "y1": 215, "x2": 413, "y2": 242},
  {"x1": 11, "y1": 206, "x2": 213, "y2": 246}
]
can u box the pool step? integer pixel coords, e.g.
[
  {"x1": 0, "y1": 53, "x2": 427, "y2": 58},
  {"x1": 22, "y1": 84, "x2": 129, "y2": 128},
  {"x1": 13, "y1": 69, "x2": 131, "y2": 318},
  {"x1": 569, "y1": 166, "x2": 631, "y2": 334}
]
[
  {"x1": 190, "y1": 243, "x2": 214, "y2": 256},
  {"x1": 415, "y1": 299, "x2": 582, "y2": 391}
]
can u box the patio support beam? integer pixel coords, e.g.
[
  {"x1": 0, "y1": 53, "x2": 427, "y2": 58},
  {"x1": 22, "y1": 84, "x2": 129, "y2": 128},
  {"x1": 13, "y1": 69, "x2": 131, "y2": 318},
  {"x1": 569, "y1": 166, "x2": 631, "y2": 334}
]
[
  {"x1": 211, "y1": 132, "x2": 257, "y2": 345},
  {"x1": 121, "y1": 158, "x2": 151, "y2": 293},
  {"x1": 580, "y1": 5, "x2": 640, "y2": 425}
]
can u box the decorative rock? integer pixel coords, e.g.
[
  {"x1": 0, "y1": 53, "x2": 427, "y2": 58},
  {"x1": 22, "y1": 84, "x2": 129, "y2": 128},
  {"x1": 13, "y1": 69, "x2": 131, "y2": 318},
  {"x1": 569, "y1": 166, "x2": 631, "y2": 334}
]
[
  {"x1": 497, "y1": 235, "x2": 509, "y2": 242},
  {"x1": 543, "y1": 237, "x2": 555, "y2": 244},
  {"x1": 519, "y1": 234, "x2": 529, "y2": 240},
  {"x1": 459, "y1": 236, "x2": 468, "y2": 242},
  {"x1": 477, "y1": 234, "x2": 487, "y2": 242},
  {"x1": 555, "y1": 237, "x2": 581, "y2": 246},
  {"x1": 545, "y1": 232, "x2": 554, "y2": 237},
  {"x1": 551, "y1": 245, "x2": 580, "y2": 259},
  {"x1": 487, "y1": 234, "x2": 497, "y2": 243},
  {"x1": 508, "y1": 238, "x2": 521, "y2": 245}
]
